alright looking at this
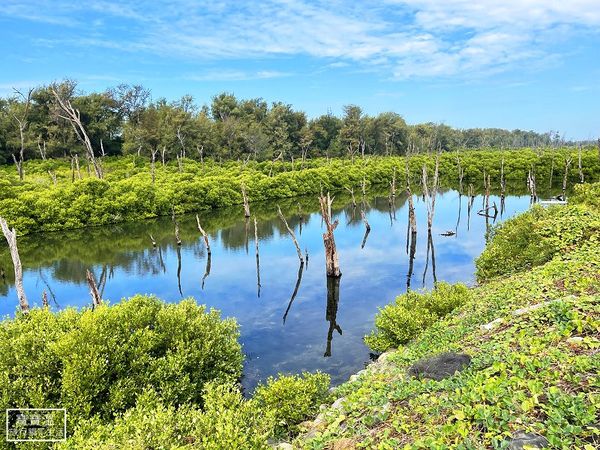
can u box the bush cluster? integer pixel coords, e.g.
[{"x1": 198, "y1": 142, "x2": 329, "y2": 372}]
[
  {"x1": 1, "y1": 149, "x2": 598, "y2": 235},
  {"x1": 0, "y1": 295, "x2": 243, "y2": 435},
  {"x1": 475, "y1": 190, "x2": 600, "y2": 281},
  {"x1": 365, "y1": 282, "x2": 471, "y2": 352}
]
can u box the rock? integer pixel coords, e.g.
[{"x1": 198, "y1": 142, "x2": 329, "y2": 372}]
[
  {"x1": 331, "y1": 397, "x2": 346, "y2": 411},
  {"x1": 408, "y1": 352, "x2": 471, "y2": 381},
  {"x1": 378, "y1": 350, "x2": 397, "y2": 363},
  {"x1": 273, "y1": 443, "x2": 294, "y2": 450},
  {"x1": 512, "y1": 301, "x2": 553, "y2": 316},
  {"x1": 506, "y1": 431, "x2": 549, "y2": 449},
  {"x1": 566, "y1": 336, "x2": 584, "y2": 345},
  {"x1": 332, "y1": 438, "x2": 356, "y2": 449},
  {"x1": 480, "y1": 317, "x2": 504, "y2": 331}
]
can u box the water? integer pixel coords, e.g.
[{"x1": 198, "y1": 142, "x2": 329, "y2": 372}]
[{"x1": 0, "y1": 188, "x2": 538, "y2": 393}]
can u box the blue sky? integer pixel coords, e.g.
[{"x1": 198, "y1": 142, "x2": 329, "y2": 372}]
[{"x1": 1, "y1": 0, "x2": 599, "y2": 139}]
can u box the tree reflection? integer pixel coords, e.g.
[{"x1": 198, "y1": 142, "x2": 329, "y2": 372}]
[
  {"x1": 324, "y1": 276, "x2": 342, "y2": 357},
  {"x1": 282, "y1": 262, "x2": 304, "y2": 324}
]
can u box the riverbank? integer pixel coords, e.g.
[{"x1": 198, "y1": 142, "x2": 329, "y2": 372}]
[
  {"x1": 291, "y1": 183, "x2": 600, "y2": 449},
  {"x1": 1, "y1": 148, "x2": 598, "y2": 235}
]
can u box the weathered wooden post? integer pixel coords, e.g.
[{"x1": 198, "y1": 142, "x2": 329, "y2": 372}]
[
  {"x1": 319, "y1": 193, "x2": 341, "y2": 278},
  {"x1": 0, "y1": 217, "x2": 28, "y2": 312}
]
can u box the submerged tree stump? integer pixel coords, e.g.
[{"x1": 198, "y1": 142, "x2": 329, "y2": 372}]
[
  {"x1": 319, "y1": 193, "x2": 341, "y2": 278},
  {"x1": 0, "y1": 217, "x2": 29, "y2": 312}
]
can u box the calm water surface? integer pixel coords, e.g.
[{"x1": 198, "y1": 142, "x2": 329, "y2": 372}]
[{"x1": 0, "y1": 188, "x2": 542, "y2": 392}]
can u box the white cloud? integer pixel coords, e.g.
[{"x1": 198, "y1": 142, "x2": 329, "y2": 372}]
[
  {"x1": 2, "y1": 0, "x2": 600, "y2": 79},
  {"x1": 184, "y1": 70, "x2": 291, "y2": 81}
]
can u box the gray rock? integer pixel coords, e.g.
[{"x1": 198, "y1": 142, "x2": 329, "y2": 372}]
[
  {"x1": 512, "y1": 301, "x2": 553, "y2": 316},
  {"x1": 480, "y1": 317, "x2": 504, "y2": 331},
  {"x1": 506, "y1": 431, "x2": 549, "y2": 449},
  {"x1": 407, "y1": 352, "x2": 471, "y2": 381},
  {"x1": 273, "y1": 443, "x2": 294, "y2": 450},
  {"x1": 331, "y1": 397, "x2": 346, "y2": 411}
]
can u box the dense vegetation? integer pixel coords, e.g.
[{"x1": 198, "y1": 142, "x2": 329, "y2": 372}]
[
  {"x1": 298, "y1": 182, "x2": 599, "y2": 448},
  {"x1": 0, "y1": 81, "x2": 587, "y2": 168},
  {"x1": 1, "y1": 148, "x2": 598, "y2": 235},
  {"x1": 0, "y1": 295, "x2": 331, "y2": 448}
]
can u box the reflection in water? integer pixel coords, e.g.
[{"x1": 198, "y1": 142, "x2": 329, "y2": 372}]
[
  {"x1": 422, "y1": 231, "x2": 437, "y2": 286},
  {"x1": 455, "y1": 194, "x2": 462, "y2": 236},
  {"x1": 406, "y1": 229, "x2": 417, "y2": 290},
  {"x1": 283, "y1": 262, "x2": 305, "y2": 324},
  {"x1": 0, "y1": 184, "x2": 561, "y2": 391},
  {"x1": 324, "y1": 276, "x2": 342, "y2": 358},
  {"x1": 201, "y1": 253, "x2": 211, "y2": 290},
  {"x1": 176, "y1": 246, "x2": 183, "y2": 297},
  {"x1": 254, "y1": 218, "x2": 261, "y2": 298}
]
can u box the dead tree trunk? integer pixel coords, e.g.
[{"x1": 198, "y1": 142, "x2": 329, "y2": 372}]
[
  {"x1": 12, "y1": 154, "x2": 24, "y2": 181},
  {"x1": 549, "y1": 157, "x2": 555, "y2": 189},
  {"x1": 422, "y1": 155, "x2": 440, "y2": 231},
  {"x1": 48, "y1": 170, "x2": 57, "y2": 185},
  {"x1": 319, "y1": 193, "x2": 341, "y2": 277},
  {"x1": 86, "y1": 269, "x2": 102, "y2": 308},
  {"x1": 11, "y1": 88, "x2": 34, "y2": 181},
  {"x1": 277, "y1": 206, "x2": 304, "y2": 263},
  {"x1": 195, "y1": 215, "x2": 211, "y2": 255},
  {"x1": 500, "y1": 157, "x2": 506, "y2": 198},
  {"x1": 150, "y1": 148, "x2": 158, "y2": 184},
  {"x1": 0, "y1": 217, "x2": 29, "y2": 312},
  {"x1": 563, "y1": 157, "x2": 572, "y2": 196},
  {"x1": 37, "y1": 138, "x2": 47, "y2": 160},
  {"x1": 456, "y1": 151, "x2": 464, "y2": 193},
  {"x1": 51, "y1": 86, "x2": 103, "y2": 179},
  {"x1": 241, "y1": 184, "x2": 251, "y2": 217},
  {"x1": 578, "y1": 144, "x2": 584, "y2": 183}
]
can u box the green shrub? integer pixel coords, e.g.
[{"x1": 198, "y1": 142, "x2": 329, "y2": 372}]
[
  {"x1": 570, "y1": 181, "x2": 600, "y2": 208},
  {"x1": 0, "y1": 295, "x2": 243, "y2": 433},
  {"x1": 365, "y1": 283, "x2": 471, "y2": 352},
  {"x1": 253, "y1": 372, "x2": 331, "y2": 438},
  {"x1": 64, "y1": 384, "x2": 274, "y2": 450},
  {"x1": 475, "y1": 204, "x2": 600, "y2": 281}
]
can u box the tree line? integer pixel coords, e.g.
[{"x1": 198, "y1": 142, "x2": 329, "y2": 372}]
[{"x1": 0, "y1": 80, "x2": 587, "y2": 169}]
